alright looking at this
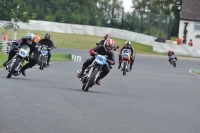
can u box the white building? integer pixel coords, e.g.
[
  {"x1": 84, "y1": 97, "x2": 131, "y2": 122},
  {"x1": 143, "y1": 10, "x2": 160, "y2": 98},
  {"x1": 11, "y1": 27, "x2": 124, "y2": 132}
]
[{"x1": 178, "y1": 0, "x2": 200, "y2": 49}]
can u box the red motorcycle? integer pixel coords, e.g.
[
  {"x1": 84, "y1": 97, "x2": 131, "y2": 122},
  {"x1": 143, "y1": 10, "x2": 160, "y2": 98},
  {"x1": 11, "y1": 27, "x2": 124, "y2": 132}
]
[{"x1": 120, "y1": 49, "x2": 131, "y2": 75}]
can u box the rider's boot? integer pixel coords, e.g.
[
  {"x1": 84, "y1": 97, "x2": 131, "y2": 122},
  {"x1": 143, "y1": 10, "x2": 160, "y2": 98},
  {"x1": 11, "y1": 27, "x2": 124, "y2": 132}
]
[{"x1": 77, "y1": 66, "x2": 86, "y2": 78}]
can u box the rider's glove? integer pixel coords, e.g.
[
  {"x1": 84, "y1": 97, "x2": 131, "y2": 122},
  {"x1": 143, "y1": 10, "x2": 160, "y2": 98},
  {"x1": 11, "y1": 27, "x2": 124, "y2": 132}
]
[
  {"x1": 108, "y1": 60, "x2": 114, "y2": 65},
  {"x1": 89, "y1": 49, "x2": 95, "y2": 56}
]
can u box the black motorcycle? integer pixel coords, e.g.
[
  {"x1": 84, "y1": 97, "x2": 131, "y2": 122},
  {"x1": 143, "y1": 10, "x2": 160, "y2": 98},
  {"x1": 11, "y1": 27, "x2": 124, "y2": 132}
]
[{"x1": 38, "y1": 45, "x2": 49, "y2": 70}]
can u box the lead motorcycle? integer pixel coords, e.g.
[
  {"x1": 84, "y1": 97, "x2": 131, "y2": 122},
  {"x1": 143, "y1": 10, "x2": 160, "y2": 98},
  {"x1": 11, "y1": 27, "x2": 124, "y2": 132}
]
[
  {"x1": 120, "y1": 49, "x2": 131, "y2": 75},
  {"x1": 77, "y1": 54, "x2": 108, "y2": 92},
  {"x1": 5, "y1": 42, "x2": 30, "y2": 78}
]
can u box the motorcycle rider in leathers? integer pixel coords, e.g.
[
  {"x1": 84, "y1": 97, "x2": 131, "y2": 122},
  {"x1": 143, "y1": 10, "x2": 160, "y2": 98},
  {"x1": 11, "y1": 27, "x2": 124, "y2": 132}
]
[
  {"x1": 118, "y1": 41, "x2": 135, "y2": 71},
  {"x1": 77, "y1": 38, "x2": 115, "y2": 85},
  {"x1": 168, "y1": 49, "x2": 177, "y2": 64},
  {"x1": 38, "y1": 33, "x2": 54, "y2": 66},
  {"x1": 3, "y1": 33, "x2": 38, "y2": 76}
]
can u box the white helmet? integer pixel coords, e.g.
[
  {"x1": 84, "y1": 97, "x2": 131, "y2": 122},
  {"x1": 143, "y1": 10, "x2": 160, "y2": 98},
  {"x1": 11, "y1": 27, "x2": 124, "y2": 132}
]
[
  {"x1": 26, "y1": 33, "x2": 35, "y2": 41},
  {"x1": 125, "y1": 40, "x2": 131, "y2": 48}
]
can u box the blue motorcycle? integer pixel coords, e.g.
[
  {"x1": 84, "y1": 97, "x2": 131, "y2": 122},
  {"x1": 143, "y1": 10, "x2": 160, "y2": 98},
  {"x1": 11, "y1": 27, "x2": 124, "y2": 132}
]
[
  {"x1": 78, "y1": 54, "x2": 107, "y2": 92},
  {"x1": 38, "y1": 45, "x2": 49, "y2": 70}
]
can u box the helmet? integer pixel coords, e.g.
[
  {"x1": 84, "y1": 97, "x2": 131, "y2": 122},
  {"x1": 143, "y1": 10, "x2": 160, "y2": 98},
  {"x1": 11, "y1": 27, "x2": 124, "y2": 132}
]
[
  {"x1": 168, "y1": 49, "x2": 172, "y2": 52},
  {"x1": 104, "y1": 34, "x2": 111, "y2": 40},
  {"x1": 125, "y1": 41, "x2": 131, "y2": 48},
  {"x1": 26, "y1": 33, "x2": 35, "y2": 41},
  {"x1": 45, "y1": 33, "x2": 50, "y2": 39},
  {"x1": 104, "y1": 38, "x2": 114, "y2": 52}
]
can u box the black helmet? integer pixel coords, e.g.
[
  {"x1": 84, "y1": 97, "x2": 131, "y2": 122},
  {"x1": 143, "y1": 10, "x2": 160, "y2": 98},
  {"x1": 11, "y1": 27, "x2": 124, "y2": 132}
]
[{"x1": 45, "y1": 33, "x2": 50, "y2": 39}]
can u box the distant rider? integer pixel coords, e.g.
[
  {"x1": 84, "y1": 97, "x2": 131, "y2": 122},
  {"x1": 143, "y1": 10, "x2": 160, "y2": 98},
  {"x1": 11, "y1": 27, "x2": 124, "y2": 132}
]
[
  {"x1": 118, "y1": 41, "x2": 135, "y2": 71},
  {"x1": 38, "y1": 33, "x2": 54, "y2": 66},
  {"x1": 168, "y1": 49, "x2": 177, "y2": 64}
]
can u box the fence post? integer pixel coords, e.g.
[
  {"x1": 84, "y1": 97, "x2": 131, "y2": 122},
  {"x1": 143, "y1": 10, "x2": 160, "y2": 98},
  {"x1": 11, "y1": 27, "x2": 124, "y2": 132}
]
[
  {"x1": 148, "y1": 12, "x2": 151, "y2": 35},
  {"x1": 158, "y1": 14, "x2": 163, "y2": 38},
  {"x1": 121, "y1": 7, "x2": 124, "y2": 29},
  {"x1": 140, "y1": 12, "x2": 144, "y2": 33},
  {"x1": 167, "y1": 17, "x2": 173, "y2": 40},
  {"x1": 132, "y1": 10, "x2": 135, "y2": 31}
]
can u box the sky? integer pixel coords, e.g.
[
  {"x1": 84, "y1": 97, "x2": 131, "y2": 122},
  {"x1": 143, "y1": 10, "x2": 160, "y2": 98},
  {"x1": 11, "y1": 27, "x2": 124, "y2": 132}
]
[{"x1": 123, "y1": 0, "x2": 132, "y2": 12}]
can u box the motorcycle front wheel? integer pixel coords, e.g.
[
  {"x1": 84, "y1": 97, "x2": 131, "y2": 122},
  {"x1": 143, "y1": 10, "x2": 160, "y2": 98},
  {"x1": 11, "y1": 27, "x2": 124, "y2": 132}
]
[{"x1": 7, "y1": 60, "x2": 20, "y2": 78}]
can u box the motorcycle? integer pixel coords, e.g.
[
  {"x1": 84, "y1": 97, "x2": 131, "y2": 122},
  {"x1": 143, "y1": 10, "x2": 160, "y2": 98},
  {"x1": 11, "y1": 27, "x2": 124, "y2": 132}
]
[
  {"x1": 120, "y1": 49, "x2": 131, "y2": 75},
  {"x1": 77, "y1": 54, "x2": 108, "y2": 92},
  {"x1": 38, "y1": 45, "x2": 57, "y2": 70},
  {"x1": 38, "y1": 45, "x2": 49, "y2": 70},
  {"x1": 170, "y1": 54, "x2": 177, "y2": 67},
  {"x1": 5, "y1": 42, "x2": 30, "y2": 78}
]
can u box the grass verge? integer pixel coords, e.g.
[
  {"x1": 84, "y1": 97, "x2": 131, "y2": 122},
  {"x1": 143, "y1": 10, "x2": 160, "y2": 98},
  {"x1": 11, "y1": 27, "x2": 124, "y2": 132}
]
[
  {"x1": 0, "y1": 28, "x2": 157, "y2": 54},
  {"x1": 0, "y1": 54, "x2": 71, "y2": 68},
  {"x1": 194, "y1": 70, "x2": 200, "y2": 76},
  {"x1": 0, "y1": 28, "x2": 197, "y2": 58}
]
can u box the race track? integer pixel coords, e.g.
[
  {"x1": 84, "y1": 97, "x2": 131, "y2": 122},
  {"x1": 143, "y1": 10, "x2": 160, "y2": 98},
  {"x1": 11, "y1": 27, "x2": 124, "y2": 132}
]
[{"x1": 0, "y1": 48, "x2": 200, "y2": 133}]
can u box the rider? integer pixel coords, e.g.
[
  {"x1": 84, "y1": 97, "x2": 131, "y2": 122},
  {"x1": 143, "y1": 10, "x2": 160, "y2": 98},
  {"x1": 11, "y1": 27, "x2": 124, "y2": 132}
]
[
  {"x1": 118, "y1": 41, "x2": 135, "y2": 71},
  {"x1": 77, "y1": 38, "x2": 115, "y2": 85},
  {"x1": 168, "y1": 49, "x2": 177, "y2": 64},
  {"x1": 38, "y1": 33, "x2": 54, "y2": 66},
  {"x1": 97, "y1": 34, "x2": 118, "y2": 51},
  {"x1": 2, "y1": 33, "x2": 38, "y2": 76},
  {"x1": 97, "y1": 34, "x2": 111, "y2": 46}
]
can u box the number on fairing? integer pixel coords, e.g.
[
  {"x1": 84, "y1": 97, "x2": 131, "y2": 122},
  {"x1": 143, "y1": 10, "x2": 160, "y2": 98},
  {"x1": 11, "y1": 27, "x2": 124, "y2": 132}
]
[
  {"x1": 124, "y1": 53, "x2": 129, "y2": 58},
  {"x1": 41, "y1": 51, "x2": 47, "y2": 55},
  {"x1": 19, "y1": 49, "x2": 28, "y2": 57},
  {"x1": 171, "y1": 55, "x2": 175, "y2": 59},
  {"x1": 95, "y1": 55, "x2": 106, "y2": 65}
]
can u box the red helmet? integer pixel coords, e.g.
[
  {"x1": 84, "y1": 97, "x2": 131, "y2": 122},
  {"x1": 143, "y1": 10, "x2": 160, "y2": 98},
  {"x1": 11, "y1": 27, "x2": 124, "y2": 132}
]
[
  {"x1": 104, "y1": 34, "x2": 111, "y2": 40},
  {"x1": 104, "y1": 38, "x2": 114, "y2": 52},
  {"x1": 168, "y1": 49, "x2": 172, "y2": 52}
]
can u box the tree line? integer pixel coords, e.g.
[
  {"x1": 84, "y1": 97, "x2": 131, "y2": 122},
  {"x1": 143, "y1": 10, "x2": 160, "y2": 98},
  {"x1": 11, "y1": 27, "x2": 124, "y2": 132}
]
[{"x1": 0, "y1": 0, "x2": 181, "y2": 38}]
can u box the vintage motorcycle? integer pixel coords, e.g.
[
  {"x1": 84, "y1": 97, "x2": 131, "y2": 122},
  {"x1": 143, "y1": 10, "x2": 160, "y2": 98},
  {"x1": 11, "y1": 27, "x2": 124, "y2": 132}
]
[
  {"x1": 5, "y1": 42, "x2": 30, "y2": 78},
  {"x1": 77, "y1": 54, "x2": 108, "y2": 92},
  {"x1": 120, "y1": 49, "x2": 131, "y2": 75},
  {"x1": 38, "y1": 45, "x2": 49, "y2": 70}
]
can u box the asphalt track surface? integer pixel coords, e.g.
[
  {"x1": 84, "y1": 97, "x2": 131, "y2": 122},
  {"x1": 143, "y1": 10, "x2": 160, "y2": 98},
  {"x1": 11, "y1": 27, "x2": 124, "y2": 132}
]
[{"x1": 0, "y1": 48, "x2": 200, "y2": 133}]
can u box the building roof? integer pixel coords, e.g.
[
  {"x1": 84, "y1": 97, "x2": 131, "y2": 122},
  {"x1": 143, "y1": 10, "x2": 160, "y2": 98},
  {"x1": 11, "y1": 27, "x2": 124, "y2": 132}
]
[{"x1": 180, "y1": 0, "x2": 200, "y2": 21}]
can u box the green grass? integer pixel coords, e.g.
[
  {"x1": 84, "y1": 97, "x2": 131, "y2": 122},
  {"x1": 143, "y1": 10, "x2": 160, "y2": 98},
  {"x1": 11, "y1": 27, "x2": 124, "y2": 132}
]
[
  {"x1": 194, "y1": 70, "x2": 200, "y2": 75},
  {"x1": 50, "y1": 54, "x2": 71, "y2": 62},
  {"x1": 0, "y1": 27, "x2": 156, "y2": 54},
  {"x1": 195, "y1": 72, "x2": 200, "y2": 75},
  {"x1": 0, "y1": 54, "x2": 7, "y2": 68},
  {"x1": 0, "y1": 54, "x2": 70, "y2": 68}
]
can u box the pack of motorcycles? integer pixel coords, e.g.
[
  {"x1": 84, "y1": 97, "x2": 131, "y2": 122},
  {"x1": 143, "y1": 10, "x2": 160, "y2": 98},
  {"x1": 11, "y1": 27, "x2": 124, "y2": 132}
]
[{"x1": 4, "y1": 42, "x2": 177, "y2": 92}]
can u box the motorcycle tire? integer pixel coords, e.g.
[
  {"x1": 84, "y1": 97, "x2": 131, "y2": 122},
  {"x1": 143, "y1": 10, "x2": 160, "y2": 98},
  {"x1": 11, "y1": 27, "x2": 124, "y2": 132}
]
[
  {"x1": 123, "y1": 62, "x2": 127, "y2": 75},
  {"x1": 84, "y1": 67, "x2": 98, "y2": 92},
  {"x1": 7, "y1": 60, "x2": 19, "y2": 78},
  {"x1": 39, "y1": 56, "x2": 44, "y2": 70}
]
